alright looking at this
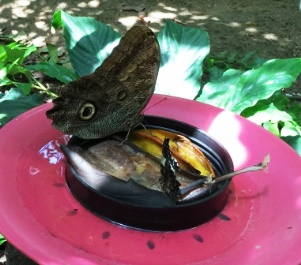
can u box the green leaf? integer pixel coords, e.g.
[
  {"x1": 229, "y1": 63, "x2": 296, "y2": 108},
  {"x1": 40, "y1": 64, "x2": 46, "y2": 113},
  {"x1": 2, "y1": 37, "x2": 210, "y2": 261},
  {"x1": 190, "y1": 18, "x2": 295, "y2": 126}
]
[
  {"x1": 235, "y1": 50, "x2": 266, "y2": 69},
  {"x1": 242, "y1": 92, "x2": 301, "y2": 137},
  {"x1": 46, "y1": 43, "x2": 58, "y2": 63},
  {"x1": 14, "y1": 82, "x2": 32, "y2": 95},
  {"x1": 281, "y1": 121, "x2": 301, "y2": 137},
  {"x1": 51, "y1": 10, "x2": 63, "y2": 29},
  {"x1": 1, "y1": 43, "x2": 36, "y2": 64},
  {"x1": 272, "y1": 92, "x2": 290, "y2": 109},
  {"x1": 0, "y1": 65, "x2": 10, "y2": 85},
  {"x1": 246, "y1": 103, "x2": 292, "y2": 124},
  {"x1": 197, "y1": 68, "x2": 244, "y2": 107},
  {"x1": 288, "y1": 101, "x2": 301, "y2": 126},
  {"x1": 7, "y1": 63, "x2": 31, "y2": 83},
  {"x1": 207, "y1": 66, "x2": 226, "y2": 83},
  {"x1": 0, "y1": 234, "x2": 6, "y2": 246},
  {"x1": 263, "y1": 121, "x2": 280, "y2": 136},
  {"x1": 156, "y1": 19, "x2": 210, "y2": 99},
  {"x1": 51, "y1": 10, "x2": 121, "y2": 76},
  {"x1": 0, "y1": 62, "x2": 32, "y2": 90},
  {"x1": 241, "y1": 92, "x2": 287, "y2": 118},
  {"x1": 26, "y1": 61, "x2": 78, "y2": 83},
  {"x1": 0, "y1": 45, "x2": 7, "y2": 62},
  {"x1": 281, "y1": 136, "x2": 301, "y2": 156},
  {"x1": 197, "y1": 58, "x2": 301, "y2": 113},
  {"x1": 0, "y1": 88, "x2": 43, "y2": 126}
]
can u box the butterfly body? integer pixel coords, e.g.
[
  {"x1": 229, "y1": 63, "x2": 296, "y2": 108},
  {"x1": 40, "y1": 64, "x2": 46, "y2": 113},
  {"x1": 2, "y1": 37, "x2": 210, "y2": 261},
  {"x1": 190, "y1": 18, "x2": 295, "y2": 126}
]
[{"x1": 46, "y1": 25, "x2": 160, "y2": 139}]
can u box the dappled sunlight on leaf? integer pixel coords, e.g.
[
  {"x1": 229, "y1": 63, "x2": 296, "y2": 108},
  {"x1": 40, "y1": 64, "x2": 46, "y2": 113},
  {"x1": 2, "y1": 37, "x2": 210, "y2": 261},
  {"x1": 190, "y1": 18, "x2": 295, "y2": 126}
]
[
  {"x1": 51, "y1": 10, "x2": 121, "y2": 76},
  {"x1": 156, "y1": 19, "x2": 210, "y2": 99},
  {"x1": 51, "y1": 14, "x2": 209, "y2": 99},
  {"x1": 197, "y1": 58, "x2": 301, "y2": 113}
]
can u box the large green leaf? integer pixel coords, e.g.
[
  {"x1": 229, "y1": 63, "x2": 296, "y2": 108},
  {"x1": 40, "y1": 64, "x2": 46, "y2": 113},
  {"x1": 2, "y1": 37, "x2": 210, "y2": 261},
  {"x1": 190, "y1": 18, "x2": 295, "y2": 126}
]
[
  {"x1": 197, "y1": 58, "x2": 301, "y2": 113},
  {"x1": 52, "y1": 12, "x2": 209, "y2": 98},
  {"x1": 0, "y1": 88, "x2": 43, "y2": 126},
  {"x1": 197, "y1": 68, "x2": 244, "y2": 107},
  {"x1": 26, "y1": 61, "x2": 78, "y2": 83},
  {"x1": 51, "y1": 10, "x2": 121, "y2": 76},
  {"x1": 156, "y1": 20, "x2": 210, "y2": 99}
]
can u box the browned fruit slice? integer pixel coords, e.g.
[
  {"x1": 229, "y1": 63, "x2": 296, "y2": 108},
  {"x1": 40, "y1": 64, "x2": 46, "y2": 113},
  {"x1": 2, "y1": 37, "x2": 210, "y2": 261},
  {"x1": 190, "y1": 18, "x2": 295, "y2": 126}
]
[{"x1": 129, "y1": 129, "x2": 215, "y2": 177}]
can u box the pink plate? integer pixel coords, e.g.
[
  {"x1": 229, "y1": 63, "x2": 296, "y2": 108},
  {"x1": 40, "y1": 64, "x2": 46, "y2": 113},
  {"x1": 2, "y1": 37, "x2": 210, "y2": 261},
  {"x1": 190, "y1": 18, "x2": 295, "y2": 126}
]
[{"x1": 0, "y1": 94, "x2": 301, "y2": 265}]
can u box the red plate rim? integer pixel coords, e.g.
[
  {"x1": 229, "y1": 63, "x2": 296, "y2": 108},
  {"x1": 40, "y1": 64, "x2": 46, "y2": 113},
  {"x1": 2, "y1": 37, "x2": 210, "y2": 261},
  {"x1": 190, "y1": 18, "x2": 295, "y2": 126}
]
[{"x1": 0, "y1": 94, "x2": 301, "y2": 265}]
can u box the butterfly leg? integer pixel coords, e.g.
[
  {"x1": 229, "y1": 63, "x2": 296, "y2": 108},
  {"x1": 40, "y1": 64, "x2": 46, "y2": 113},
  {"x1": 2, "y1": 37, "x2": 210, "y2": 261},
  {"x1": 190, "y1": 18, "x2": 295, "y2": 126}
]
[{"x1": 139, "y1": 122, "x2": 154, "y2": 136}]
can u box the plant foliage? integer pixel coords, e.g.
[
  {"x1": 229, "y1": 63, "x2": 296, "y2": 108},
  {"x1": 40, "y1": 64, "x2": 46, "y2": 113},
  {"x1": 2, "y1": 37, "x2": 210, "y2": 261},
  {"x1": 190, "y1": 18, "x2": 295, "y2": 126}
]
[
  {"x1": 156, "y1": 20, "x2": 209, "y2": 98},
  {"x1": 1, "y1": 8, "x2": 301, "y2": 252},
  {"x1": 1, "y1": 10, "x2": 301, "y2": 155},
  {"x1": 0, "y1": 234, "x2": 6, "y2": 246},
  {"x1": 52, "y1": 11, "x2": 210, "y2": 98},
  {"x1": 51, "y1": 10, "x2": 301, "y2": 154},
  {"x1": 0, "y1": 34, "x2": 77, "y2": 126},
  {"x1": 52, "y1": 10, "x2": 121, "y2": 77}
]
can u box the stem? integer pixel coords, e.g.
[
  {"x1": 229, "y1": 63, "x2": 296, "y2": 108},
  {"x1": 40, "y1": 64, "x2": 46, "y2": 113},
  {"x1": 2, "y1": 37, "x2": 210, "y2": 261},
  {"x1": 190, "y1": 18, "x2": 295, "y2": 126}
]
[
  {"x1": 32, "y1": 78, "x2": 58, "y2": 98},
  {"x1": 213, "y1": 153, "x2": 270, "y2": 183},
  {"x1": 33, "y1": 51, "x2": 47, "y2": 61},
  {"x1": 179, "y1": 154, "x2": 270, "y2": 195}
]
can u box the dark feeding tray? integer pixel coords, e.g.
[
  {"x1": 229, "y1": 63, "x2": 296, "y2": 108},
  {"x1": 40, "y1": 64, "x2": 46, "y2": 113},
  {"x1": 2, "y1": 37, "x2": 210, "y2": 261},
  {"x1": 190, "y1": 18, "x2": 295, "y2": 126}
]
[{"x1": 64, "y1": 116, "x2": 233, "y2": 231}]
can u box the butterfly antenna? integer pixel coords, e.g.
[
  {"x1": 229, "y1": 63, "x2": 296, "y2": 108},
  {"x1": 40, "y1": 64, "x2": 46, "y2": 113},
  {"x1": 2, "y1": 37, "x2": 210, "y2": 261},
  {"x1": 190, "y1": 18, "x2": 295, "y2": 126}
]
[{"x1": 142, "y1": 97, "x2": 167, "y2": 114}]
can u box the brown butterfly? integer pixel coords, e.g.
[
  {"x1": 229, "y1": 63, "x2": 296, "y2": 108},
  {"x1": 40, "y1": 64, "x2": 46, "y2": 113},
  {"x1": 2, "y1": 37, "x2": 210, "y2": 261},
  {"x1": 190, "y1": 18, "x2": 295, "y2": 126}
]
[{"x1": 46, "y1": 25, "x2": 160, "y2": 139}]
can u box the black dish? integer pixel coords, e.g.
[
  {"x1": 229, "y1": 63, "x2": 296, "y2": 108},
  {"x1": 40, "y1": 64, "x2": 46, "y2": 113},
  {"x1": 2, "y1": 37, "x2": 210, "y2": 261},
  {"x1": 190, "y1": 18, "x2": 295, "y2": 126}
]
[{"x1": 64, "y1": 116, "x2": 233, "y2": 231}]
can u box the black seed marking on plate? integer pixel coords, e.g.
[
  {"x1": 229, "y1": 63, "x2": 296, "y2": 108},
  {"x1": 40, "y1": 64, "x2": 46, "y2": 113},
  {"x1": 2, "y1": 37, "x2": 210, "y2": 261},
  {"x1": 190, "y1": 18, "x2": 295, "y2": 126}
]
[
  {"x1": 193, "y1": 234, "x2": 204, "y2": 243},
  {"x1": 147, "y1": 240, "x2": 155, "y2": 250},
  {"x1": 228, "y1": 189, "x2": 233, "y2": 194},
  {"x1": 218, "y1": 213, "x2": 231, "y2": 221},
  {"x1": 67, "y1": 209, "x2": 78, "y2": 216},
  {"x1": 102, "y1": 231, "x2": 110, "y2": 239}
]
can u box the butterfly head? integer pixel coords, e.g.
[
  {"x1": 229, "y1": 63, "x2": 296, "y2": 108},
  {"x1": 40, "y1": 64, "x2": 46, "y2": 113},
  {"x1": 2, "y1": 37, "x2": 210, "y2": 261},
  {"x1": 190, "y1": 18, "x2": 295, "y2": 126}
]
[
  {"x1": 46, "y1": 24, "x2": 160, "y2": 139},
  {"x1": 46, "y1": 88, "x2": 101, "y2": 139}
]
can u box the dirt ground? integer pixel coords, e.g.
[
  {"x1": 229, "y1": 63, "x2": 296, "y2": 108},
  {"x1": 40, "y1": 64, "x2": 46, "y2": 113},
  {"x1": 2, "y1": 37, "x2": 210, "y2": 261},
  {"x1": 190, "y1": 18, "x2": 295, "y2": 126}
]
[
  {"x1": 1, "y1": 0, "x2": 301, "y2": 58},
  {"x1": 0, "y1": 0, "x2": 301, "y2": 264}
]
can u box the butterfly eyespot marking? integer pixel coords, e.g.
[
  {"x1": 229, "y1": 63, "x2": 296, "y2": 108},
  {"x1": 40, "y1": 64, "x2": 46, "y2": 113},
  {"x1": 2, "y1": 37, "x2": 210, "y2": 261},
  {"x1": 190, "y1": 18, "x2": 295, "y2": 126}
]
[
  {"x1": 78, "y1": 102, "x2": 96, "y2": 121},
  {"x1": 117, "y1": 90, "x2": 127, "y2": 101}
]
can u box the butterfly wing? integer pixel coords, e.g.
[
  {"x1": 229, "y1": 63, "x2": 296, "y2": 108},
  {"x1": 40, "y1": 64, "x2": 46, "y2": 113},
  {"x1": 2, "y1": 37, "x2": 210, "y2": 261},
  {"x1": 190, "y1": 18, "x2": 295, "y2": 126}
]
[{"x1": 46, "y1": 25, "x2": 160, "y2": 139}]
